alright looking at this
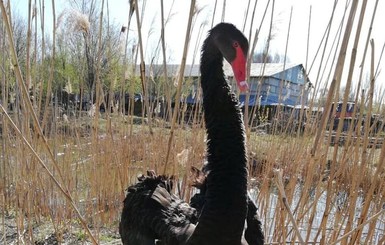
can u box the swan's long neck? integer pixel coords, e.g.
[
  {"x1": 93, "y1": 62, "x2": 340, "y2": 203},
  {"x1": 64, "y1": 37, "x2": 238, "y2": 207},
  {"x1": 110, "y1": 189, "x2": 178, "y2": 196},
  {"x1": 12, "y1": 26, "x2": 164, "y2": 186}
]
[{"x1": 187, "y1": 37, "x2": 248, "y2": 245}]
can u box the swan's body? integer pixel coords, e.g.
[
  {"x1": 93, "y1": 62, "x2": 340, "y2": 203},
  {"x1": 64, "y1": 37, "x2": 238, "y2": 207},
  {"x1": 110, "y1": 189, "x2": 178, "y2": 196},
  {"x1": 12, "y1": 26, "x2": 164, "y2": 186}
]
[{"x1": 190, "y1": 166, "x2": 264, "y2": 245}]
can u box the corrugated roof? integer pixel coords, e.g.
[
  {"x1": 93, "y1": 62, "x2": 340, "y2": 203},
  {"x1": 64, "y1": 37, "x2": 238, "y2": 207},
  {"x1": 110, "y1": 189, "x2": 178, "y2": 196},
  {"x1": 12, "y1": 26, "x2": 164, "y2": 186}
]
[
  {"x1": 247, "y1": 63, "x2": 300, "y2": 77},
  {"x1": 131, "y1": 63, "x2": 302, "y2": 78},
  {"x1": 224, "y1": 63, "x2": 300, "y2": 77}
]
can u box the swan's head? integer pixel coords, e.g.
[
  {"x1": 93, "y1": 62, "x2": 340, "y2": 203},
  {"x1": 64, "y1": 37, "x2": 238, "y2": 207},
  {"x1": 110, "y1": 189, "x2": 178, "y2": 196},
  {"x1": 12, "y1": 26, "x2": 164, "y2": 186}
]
[{"x1": 211, "y1": 23, "x2": 249, "y2": 92}]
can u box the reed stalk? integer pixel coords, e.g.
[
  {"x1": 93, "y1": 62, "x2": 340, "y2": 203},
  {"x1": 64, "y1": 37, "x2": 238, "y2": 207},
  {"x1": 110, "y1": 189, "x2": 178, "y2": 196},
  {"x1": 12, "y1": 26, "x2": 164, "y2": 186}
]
[
  {"x1": 40, "y1": 0, "x2": 54, "y2": 132},
  {"x1": 311, "y1": 0, "x2": 358, "y2": 156},
  {"x1": 123, "y1": 0, "x2": 135, "y2": 137},
  {"x1": 25, "y1": 0, "x2": 32, "y2": 91},
  {"x1": 335, "y1": 3, "x2": 380, "y2": 243},
  {"x1": 163, "y1": 0, "x2": 196, "y2": 174},
  {"x1": 242, "y1": 0, "x2": 251, "y2": 32},
  {"x1": 211, "y1": 0, "x2": 218, "y2": 28},
  {"x1": 332, "y1": 208, "x2": 385, "y2": 245},
  {"x1": 307, "y1": 0, "x2": 338, "y2": 110},
  {"x1": 245, "y1": 0, "x2": 271, "y2": 135},
  {"x1": 274, "y1": 169, "x2": 305, "y2": 245},
  {"x1": 246, "y1": 0, "x2": 269, "y2": 138},
  {"x1": 221, "y1": 0, "x2": 226, "y2": 22},
  {"x1": 348, "y1": 38, "x2": 377, "y2": 245},
  {"x1": 159, "y1": 0, "x2": 168, "y2": 120},
  {"x1": 133, "y1": 0, "x2": 153, "y2": 135}
]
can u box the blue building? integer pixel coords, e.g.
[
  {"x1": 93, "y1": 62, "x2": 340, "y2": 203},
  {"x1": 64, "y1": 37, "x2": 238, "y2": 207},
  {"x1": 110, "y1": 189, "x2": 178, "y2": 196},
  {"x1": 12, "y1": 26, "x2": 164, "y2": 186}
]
[
  {"x1": 134, "y1": 62, "x2": 312, "y2": 108},
  {"x1": 238, "y1": 63, "x2": 312, "y2": 107},
  {"x1": 175, "y1": 63, "x2": 312, "y2": 107}
]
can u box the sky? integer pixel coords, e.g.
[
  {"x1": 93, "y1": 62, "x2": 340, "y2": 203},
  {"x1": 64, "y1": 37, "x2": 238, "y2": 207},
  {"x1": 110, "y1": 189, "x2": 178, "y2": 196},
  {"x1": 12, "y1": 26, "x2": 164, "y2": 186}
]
[{"x1": 9, "y1": 0, "x2": 385, "y2": 99}]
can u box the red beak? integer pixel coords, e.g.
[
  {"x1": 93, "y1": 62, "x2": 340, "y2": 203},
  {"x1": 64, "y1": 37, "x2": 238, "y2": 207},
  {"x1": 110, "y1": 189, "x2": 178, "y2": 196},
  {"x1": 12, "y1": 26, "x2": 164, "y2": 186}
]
[{"x1": 231, "y1": 46, "x2": 248, "y2": 92}]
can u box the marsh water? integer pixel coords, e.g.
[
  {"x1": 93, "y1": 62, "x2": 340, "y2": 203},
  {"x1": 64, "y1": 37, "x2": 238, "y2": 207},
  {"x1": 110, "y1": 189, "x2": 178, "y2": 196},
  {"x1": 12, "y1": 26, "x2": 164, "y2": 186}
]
[{"x1": 249, "y1": 185, "x2": 385, "y2": 244}]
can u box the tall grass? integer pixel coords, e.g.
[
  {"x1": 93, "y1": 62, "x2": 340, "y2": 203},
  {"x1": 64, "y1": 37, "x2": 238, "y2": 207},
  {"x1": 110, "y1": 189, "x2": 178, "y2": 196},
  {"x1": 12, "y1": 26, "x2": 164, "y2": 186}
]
[{"x1": 1, "y1": 0, "x2": 385, "y2": 244}]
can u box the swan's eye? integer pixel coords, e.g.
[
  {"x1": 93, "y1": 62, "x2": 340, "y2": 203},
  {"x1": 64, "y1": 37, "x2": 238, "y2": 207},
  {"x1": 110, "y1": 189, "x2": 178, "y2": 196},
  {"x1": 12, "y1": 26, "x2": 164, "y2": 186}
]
[{"x1": 233, "y1": 42, "x2": 239, "y2": 48}]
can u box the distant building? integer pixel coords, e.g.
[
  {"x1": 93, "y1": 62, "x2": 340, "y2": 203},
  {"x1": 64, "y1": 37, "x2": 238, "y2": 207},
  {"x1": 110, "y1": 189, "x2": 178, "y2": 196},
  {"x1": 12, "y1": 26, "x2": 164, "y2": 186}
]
[
  {"x1": 240, "y1": 63, "x2": 312, "y2": 107},
  {"x1": 133, "y1": 63, "x2": 312, "y2": 107}
]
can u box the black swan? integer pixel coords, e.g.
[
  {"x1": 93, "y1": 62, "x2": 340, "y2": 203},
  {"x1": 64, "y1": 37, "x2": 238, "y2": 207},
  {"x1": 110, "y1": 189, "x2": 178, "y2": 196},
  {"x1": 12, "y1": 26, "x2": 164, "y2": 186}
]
[{"x1": 119, "y1": 23, "x2": 262, "y2": 244}]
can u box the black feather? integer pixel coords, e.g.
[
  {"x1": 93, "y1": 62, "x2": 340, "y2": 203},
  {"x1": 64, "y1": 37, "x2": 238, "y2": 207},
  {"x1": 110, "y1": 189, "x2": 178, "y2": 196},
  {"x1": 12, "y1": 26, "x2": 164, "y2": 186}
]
[
  {"x1": 189, "y1": 165, "x2": 264, "y2": 245},
  {"x1": 119, "y1": 174, "x2": 197, "y2": 245}
]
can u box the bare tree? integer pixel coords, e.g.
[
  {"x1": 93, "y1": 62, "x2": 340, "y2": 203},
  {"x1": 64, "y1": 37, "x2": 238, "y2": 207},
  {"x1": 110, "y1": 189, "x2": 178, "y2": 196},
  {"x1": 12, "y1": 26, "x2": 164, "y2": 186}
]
[
  {"x1": 252, "y1": 49, "x2": 289, "y2": 63},
  {"x1": 61, "y1": 0, "x2": 123, "y2": 105},
  {"x1": 11, "y1": 14, "x2": 28, "y2": 68}
]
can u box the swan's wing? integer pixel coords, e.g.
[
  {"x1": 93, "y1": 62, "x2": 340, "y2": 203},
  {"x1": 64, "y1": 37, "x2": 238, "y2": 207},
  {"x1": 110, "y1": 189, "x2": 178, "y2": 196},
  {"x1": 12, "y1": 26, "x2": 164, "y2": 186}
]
[
  {"x1": 151, "y1": 185, "x2": 172, "y2": 208},
  {"x1": 150, "y1": 185, "x2": 197, "y2": 244}
]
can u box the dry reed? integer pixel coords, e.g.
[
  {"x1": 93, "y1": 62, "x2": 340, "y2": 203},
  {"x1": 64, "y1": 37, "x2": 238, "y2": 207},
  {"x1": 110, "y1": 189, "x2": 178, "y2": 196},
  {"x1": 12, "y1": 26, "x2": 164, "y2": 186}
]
[{"x1": 1, "y1": 0, "x2": 385, "y2": 244}]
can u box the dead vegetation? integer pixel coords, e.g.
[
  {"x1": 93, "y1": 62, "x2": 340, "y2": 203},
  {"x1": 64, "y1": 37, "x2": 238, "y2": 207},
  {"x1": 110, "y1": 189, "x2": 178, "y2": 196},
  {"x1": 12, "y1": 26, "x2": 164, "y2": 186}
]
[{"x1": 1, "y1": 0, "x2": 385, "y2": 244}]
